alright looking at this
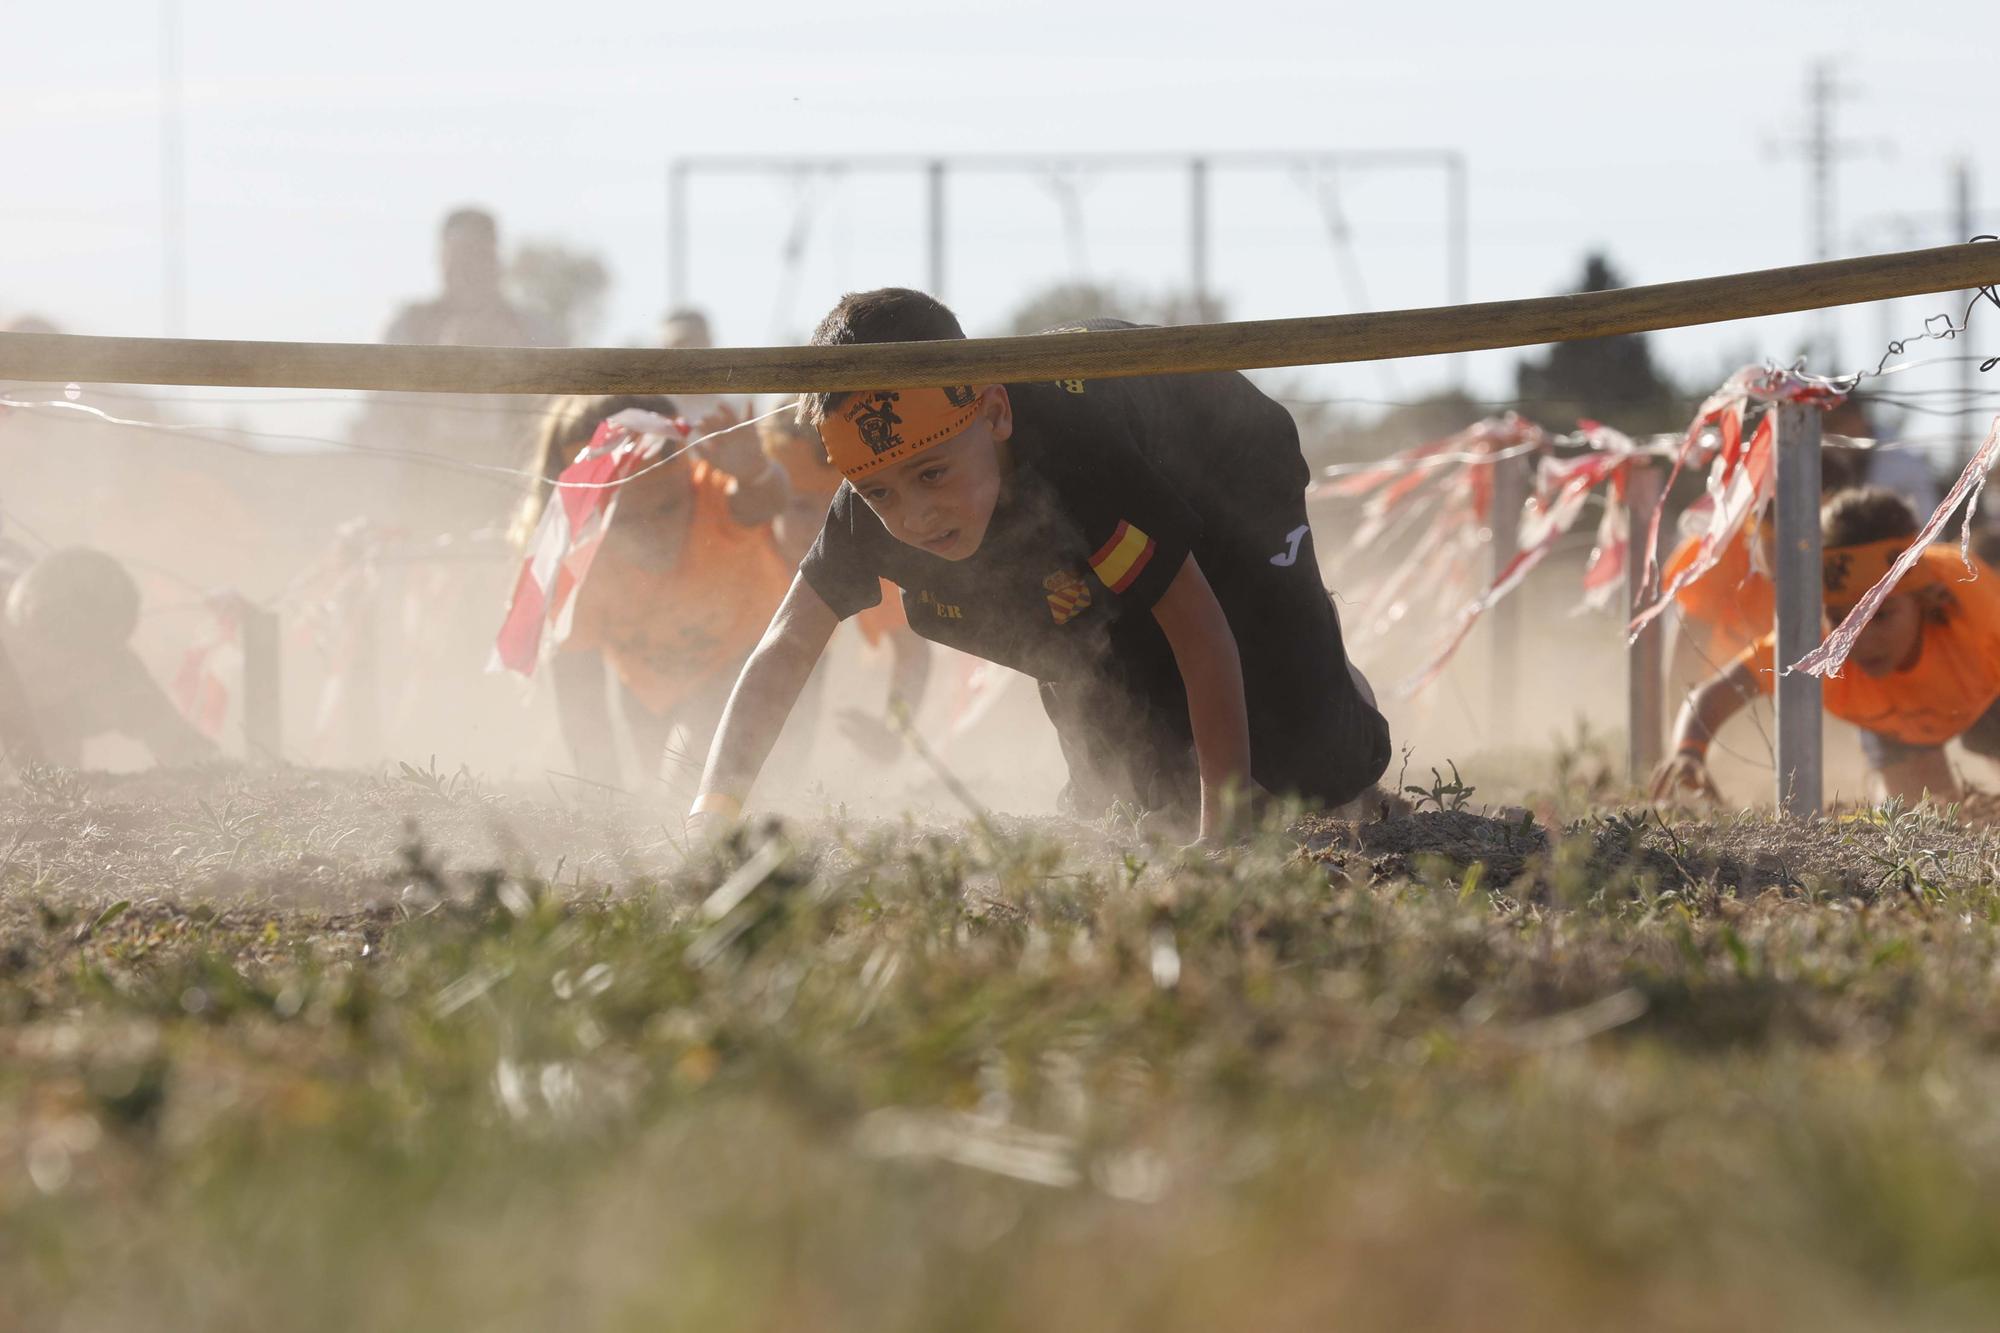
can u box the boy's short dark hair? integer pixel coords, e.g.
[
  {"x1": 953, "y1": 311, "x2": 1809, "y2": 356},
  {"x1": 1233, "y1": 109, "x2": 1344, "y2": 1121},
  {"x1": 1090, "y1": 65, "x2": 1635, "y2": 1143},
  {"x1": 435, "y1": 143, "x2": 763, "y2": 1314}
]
[
  {"x1": 1822, "y1": 485, "x2": 1919, "y2": 548},
  {"x1": 801, "y1": 288, "x2": 965, "y2": 427}
]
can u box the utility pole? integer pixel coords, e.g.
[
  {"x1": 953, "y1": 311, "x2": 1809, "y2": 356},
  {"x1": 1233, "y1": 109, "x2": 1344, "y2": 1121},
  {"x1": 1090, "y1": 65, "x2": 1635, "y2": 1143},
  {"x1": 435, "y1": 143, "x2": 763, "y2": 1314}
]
[
  {"x1": 1807, "y1": 61, "x2": 1837, "y2": 265},
  {"x1": 665, "y1": 150, "x2": 1464, "y2": 336},
  {"x1": 160, "y1": 0, "x2": 187, "y2": 337},
  {"x1": 1771, "y1": 59, "x2": 1868, "y2": 365}
]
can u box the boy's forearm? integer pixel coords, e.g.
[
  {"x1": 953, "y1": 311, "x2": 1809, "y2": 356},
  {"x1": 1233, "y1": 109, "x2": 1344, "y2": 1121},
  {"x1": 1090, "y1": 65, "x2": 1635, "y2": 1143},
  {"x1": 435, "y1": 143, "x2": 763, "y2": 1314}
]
[
  {"x1": 1184, "y1": 649, "x2": 1252, "y2": 826},
  {"x1": 1153, "y1": 558, "x2": 1253, "y2": 837},
  {"x1": 697, "y1": 641, "x2": 818, "y2": 804},
  {"x1": 1672, "y1": 666, "x2": 1756, "y2": 753},
  {"x1": 696, "y1": 580, "x2": 839, "y2": 809}
]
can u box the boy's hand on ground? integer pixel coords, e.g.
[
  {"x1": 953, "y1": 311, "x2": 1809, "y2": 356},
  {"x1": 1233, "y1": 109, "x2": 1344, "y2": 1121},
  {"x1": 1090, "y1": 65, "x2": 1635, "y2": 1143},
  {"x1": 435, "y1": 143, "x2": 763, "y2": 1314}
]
[
  {"x1": 683, "y1": 809, "x2": 732, "y2": 849},
  {"x1": 1650, "y1": 751, "x2": 1721, "y2": 804},
  {"x1": 835, "y1": 707, "x2": 903, "y2": 763},
  {"x1": 683, "y1": 791, "x2": 746, "y2": 850}
]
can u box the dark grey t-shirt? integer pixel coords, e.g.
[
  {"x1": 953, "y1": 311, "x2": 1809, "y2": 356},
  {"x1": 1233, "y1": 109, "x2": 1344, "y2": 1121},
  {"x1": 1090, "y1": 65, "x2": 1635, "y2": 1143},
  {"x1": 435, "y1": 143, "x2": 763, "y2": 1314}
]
[{"x1": 802, "y1": 335, "x2": 1388, "y2": 806}]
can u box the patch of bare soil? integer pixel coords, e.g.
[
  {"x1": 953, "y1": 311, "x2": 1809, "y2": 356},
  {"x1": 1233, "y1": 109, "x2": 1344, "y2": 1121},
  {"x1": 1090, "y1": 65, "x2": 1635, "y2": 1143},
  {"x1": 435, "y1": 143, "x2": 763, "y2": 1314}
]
[
  {"x1": 0, "y1": 764, "x2": 681, "y2": 916},
  {"x1": 1296, "y1": 808, "x2": 1549, "y2": 886},
  {"x1": 1297, "y1": 803, "x2": 2000, "y2": 903}
]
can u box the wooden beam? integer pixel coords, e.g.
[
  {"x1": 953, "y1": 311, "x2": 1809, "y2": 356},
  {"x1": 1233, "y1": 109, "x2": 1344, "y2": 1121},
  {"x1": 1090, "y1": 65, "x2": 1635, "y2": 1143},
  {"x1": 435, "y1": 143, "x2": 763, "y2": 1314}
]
[{"x1": 1, "y1": 243, "x2": 1995, "y2": 396}]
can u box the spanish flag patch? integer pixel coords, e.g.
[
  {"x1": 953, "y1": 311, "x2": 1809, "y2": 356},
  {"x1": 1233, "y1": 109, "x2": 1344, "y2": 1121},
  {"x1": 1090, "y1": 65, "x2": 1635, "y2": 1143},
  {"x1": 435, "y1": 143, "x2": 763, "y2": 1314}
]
[{"x1": 1089, "y1": 521, "x2": 1155, "y2": 594}]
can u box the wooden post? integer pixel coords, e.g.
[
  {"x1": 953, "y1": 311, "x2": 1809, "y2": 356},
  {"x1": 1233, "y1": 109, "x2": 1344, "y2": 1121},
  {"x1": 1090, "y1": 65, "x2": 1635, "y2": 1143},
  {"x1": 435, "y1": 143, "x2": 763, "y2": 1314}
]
[
  {"x1": 239, "y1": 599, "x2": 282, "y2": 764},
  {"x1": 1773, "y1": 403, "x2": 1824, "y2": 816},
  {"x1": 1625, "y1": 461, "x2": 1666, "y2": 784},
  {"x1": 1488, "y1": 452, "x2": 1530, "y2": 745}
]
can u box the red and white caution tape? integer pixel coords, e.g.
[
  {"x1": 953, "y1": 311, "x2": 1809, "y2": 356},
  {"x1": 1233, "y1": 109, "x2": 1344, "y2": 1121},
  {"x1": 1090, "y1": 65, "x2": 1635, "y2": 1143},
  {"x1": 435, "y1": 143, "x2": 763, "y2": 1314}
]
[
  {"x1": 172, "y1": 595, "x2": 242, "y2": 738},
  {"x1": 1792, "y1": 413, "x2": 2000, "y2": 677},
  {"x1": 491, "y1": 409, "x2": 689, "y2": 677},
  {"x1": 1627, "y1": 365, "x2": 1849, "y2": 637}
]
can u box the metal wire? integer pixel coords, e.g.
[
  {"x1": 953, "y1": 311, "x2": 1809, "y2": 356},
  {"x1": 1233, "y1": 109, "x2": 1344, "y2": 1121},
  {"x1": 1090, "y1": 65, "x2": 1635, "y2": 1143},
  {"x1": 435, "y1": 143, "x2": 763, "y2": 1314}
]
[
  {"x1": 0, "y1": 394, "x2": 796, "y2": 493},
  {"x1": 1857, "y1": 235, "x2": 2000, "y2": 380}
]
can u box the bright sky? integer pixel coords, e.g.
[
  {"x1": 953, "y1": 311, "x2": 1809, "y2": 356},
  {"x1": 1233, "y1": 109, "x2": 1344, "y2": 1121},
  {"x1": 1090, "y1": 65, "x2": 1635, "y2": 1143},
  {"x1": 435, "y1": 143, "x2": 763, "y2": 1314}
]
[{"x1": 4, "y1": 0, "x2": 1996, "y2": 425}]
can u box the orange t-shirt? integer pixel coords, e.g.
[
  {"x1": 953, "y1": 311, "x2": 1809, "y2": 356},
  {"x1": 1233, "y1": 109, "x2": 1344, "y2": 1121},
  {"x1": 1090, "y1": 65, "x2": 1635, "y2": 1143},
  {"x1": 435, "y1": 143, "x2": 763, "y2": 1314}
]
[
  {"x1": 1733, "y1": 547, "x2": 2000, "y2": 746},
  {"x1": 1668, "y1": 529, "x2": 1774, "y2": 663},
  {"x1": 565, "y1": 460, "x2": 794, "y2": 719}
]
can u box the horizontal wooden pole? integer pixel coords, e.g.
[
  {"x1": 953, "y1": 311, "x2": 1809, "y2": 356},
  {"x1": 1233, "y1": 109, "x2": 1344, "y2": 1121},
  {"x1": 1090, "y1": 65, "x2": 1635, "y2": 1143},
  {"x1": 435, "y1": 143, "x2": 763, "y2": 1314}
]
[{"x1": 2, "y1": 243, "x2": 1994, "y2": 396}]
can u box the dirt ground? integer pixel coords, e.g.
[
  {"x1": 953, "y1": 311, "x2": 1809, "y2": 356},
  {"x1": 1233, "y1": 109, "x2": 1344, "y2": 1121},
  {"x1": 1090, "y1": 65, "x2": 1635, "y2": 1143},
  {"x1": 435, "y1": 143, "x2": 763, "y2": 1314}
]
[
  {"x1": 7, "y1": 765, "x2": 1994, "y2": 956},
  {"x1": 14, "y1": 762, "x2": 2000, "y2": 1332}
]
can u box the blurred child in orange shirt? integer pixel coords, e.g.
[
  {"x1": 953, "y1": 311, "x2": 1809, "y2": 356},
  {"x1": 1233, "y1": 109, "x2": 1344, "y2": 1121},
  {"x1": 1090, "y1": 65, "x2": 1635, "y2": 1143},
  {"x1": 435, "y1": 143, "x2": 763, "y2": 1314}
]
[
  {"x1": 758, "y1": 406, "x2": 932, "y2": 759},
  {"x1": 1663, "y1": 444, "x2": 1862, "y2": 691},
  {"x1": 1655, "y1": 487, "x2": 2000, "y2": 805},
  {"x1": 517, "y1": 394, "x2": 792, "y2": 788}
]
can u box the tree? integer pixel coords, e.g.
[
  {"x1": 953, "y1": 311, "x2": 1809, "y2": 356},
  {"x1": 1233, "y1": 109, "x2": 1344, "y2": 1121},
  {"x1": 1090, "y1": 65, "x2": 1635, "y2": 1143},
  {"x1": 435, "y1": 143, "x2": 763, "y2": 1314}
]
[
  {"x1": 1001, "y1": 282, "x2": 1225, "y2": 337},
  {"x1": 1514, "y1": 253, "x2": 1687, "y2": 433},
  {"x1": 507, "y1": 241, "x2": 611, "y2": 347}
]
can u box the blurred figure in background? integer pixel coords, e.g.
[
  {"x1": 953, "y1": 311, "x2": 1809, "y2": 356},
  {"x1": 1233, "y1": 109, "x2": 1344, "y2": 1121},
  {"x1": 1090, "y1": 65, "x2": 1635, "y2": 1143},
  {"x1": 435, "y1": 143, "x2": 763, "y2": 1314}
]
[
  {"x1": 659, "y1": 308, "x2": 713, "y2": 350},
  {"x1": 1657, "y1": 488, "x2": 2000, "y2": 805},
  {"x1": 517, "y1": 394, "x2": 792, "y2": 789},
  {"x1": 1828, "y1": 395, "x2": 1940, "y2": 520},
  {"x1": 336, "y1": 207, "x2": 566, "y2": 769},
  {"x1": 385, "y1": 207, "x2": 551, "y2": 349},
  {"x1": 759, "y1": 406, "x2": 932, "y2": 760},
  {"x1": 656, "y1": 306, "x2": 753, "y2": 468},
  {"x1": 361, "y1": 205, "x2": 556, "y2": 537},
  {"x1": 0, "y1": 548, "x2": 214, "y2": 769},
  {"x1": 657, "y1": 308, "x2": 719, "y2": 423}
]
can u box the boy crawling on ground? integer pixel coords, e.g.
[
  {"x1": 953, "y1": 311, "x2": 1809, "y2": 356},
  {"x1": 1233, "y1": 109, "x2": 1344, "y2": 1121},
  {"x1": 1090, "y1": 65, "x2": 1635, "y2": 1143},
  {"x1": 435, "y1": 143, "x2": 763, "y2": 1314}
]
[
  {"x1": 687, "y1": 288, "x2": 1391, "y2": 841},
  {"x1": 1653, "y1": 487, "x2": 2000, "y2": 806}
]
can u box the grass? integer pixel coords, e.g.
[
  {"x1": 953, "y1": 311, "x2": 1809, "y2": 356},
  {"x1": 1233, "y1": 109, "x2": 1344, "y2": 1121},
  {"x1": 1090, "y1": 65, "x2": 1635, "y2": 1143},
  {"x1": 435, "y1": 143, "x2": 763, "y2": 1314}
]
[{"x1": 7, "y1": 773, "x2": 2000, "y2": 1329}]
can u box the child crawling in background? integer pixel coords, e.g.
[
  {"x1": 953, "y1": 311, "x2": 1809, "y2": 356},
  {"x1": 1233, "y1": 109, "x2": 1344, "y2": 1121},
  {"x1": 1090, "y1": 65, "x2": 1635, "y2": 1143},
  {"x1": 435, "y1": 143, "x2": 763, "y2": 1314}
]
[
  {"x1": 0, "y1": 547, "x2": 216, "y2": 769},
  {"x1": 1654, "y1": 487, "x2": 2000, "y2": 806},
  {"x1": 758, "y1": 407, "x2": 932, "y2": 761},
  {"x1": 690, "y1": 288, "x2": 1390, "y2": 842},
  {"x1": 1663, "y1": 444, "x2": 1863, "y2": 695},
  {"x1": 516, "y1": 394, "x2": 792, "y2": 789}
]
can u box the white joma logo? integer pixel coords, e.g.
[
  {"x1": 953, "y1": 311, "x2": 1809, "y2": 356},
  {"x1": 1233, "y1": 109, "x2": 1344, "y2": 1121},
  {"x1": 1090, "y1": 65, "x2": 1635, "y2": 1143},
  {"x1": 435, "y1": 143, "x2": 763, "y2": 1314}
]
[{"x1": 1270, "y1": 524, "x2": 1309, "y2": 567}]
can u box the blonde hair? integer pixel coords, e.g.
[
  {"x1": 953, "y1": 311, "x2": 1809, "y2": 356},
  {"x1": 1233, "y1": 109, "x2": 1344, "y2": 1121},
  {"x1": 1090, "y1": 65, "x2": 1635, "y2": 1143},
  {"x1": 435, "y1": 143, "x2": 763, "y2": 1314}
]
[{"x1": 511, "y1": 394, "x2": 681, "y2": 548}]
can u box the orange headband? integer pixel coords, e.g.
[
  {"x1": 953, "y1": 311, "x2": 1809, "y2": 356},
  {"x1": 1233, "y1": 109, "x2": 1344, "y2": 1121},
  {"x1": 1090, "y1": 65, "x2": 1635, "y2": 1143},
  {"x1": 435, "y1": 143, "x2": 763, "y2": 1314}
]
[
  {"x1": 1823, "y1": 537, "x2": 1931, "y2": 602},
  {"x1": 821, "y1": 385, "x2": 985, "y2": 480}
]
